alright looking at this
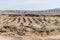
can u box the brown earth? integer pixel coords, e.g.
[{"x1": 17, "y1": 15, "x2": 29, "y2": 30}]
[{"x1": 0, "y1": 14, "x2": 60, "y2": 40}]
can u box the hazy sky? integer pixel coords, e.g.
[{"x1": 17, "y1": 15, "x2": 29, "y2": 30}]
[{"x1": 0, "y1": 0, "x2": 60, "y2": 10}]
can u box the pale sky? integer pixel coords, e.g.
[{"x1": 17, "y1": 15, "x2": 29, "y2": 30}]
[{"x1": 0, "y1": 0, "x2": 60, "y2": 10}]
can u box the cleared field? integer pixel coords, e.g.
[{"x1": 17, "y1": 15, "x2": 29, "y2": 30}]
[{"x1": 0, "y1": 14, "x2": 60, "y2": 40}]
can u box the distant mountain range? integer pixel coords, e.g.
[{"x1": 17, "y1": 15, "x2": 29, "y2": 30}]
[
  {"x1": 0, "y1": 8, "x2": 60, "y2": 15},
  {"x1": 40, "y1": 8, "x2": 60, "y2": 13}
]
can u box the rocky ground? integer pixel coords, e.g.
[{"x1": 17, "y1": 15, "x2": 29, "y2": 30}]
[{"x1": 0, "y1": 14, "x2": 60, "y2": 40}]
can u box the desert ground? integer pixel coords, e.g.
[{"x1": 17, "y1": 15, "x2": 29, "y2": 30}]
[{"x1": 0, "y1": 14, "x2": 60, "y2": 40}]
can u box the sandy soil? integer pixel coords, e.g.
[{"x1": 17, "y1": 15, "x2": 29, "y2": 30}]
[{"x1": 0, "y1": 14, "x2": 60, "y2": 40}]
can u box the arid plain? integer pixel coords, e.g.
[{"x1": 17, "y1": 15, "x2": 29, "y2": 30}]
[{"x1": 0, "y1": 14, "x2": 60, "y2": 40}]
